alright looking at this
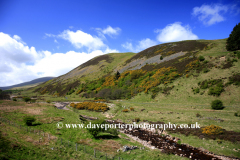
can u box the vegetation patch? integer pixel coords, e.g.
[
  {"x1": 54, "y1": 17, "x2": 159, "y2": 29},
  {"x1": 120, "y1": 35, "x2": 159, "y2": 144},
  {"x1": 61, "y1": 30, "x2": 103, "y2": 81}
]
[
  {"x1": 226, "y1": 73, "x2": 240, "y2": 86},
  {"x1": 202, "y1": 125, "x2": 223, "y2": 135},
  {"x1": 70, "y1": 102, "x2": 109, "y2": 112},
  {"x1": 193, "y1": 79, "x2": 225, "y2": 96}
]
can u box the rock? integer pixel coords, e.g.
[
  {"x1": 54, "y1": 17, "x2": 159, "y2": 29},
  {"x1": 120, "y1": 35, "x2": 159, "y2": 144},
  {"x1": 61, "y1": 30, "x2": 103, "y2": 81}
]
[{"x1": 122, "y1": 145, "x2": 138, "y2": 152}]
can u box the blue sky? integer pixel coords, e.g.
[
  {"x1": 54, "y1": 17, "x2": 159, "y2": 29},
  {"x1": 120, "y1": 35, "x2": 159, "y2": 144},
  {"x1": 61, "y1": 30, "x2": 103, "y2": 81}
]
[{"x1": 0, "y1": 0, "x2": 239, "y2": 86}]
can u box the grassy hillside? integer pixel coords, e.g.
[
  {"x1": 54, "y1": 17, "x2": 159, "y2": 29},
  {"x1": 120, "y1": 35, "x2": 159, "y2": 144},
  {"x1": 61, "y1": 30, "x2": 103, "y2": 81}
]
[
  {"x1": 28, "y1": 39, "x2": 239, "y2": 103},
  {"x1": 2, "y1": 38, "x2": 240, "y2": 159}
]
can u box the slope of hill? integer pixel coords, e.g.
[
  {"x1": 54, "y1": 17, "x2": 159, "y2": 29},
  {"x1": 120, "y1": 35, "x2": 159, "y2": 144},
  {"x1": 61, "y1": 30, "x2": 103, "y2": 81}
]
[
  {"x1": 0, "y1": 77, "x2": 55, "y2": 90},
  {"x1": 28, "y1": 39, "x2": 240, "y2": 106}
]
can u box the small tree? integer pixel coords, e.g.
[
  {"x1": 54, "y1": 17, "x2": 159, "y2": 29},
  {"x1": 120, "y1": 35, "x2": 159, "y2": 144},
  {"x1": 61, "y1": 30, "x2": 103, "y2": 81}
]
[
  {"x1": 86, "y1": 119, "x2": 106, "y2": 138},
  {"x1": 211, "y1": 100, "x2": 224, "y2": 110},
  {"x1": 115, "y1": 71, "x2": 120, "y2": 80},
  {"x1": 199, "y1": 56, "x2": 205, "y2": 61},
  {"x1": 226, "y1": 23, "x2": 240, "y2": 51},
  {"x1": 160, "y1": 55, "x2": 163, "y2": 60},
  {"x1": 23, "y1": 97, "x2": 31, "y2": 102},
  {"x1": 23, "y1": 116, "x2": 36, "y2": 126},
  {"x1": 86, "y1": 119, "x2": 118, "y2": 138}
]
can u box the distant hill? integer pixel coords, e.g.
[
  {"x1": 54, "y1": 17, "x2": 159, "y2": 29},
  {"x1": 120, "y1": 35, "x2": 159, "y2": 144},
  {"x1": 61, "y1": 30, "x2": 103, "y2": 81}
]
[{"x1": 0, "y1": 77, "x2": 55, "y2": 90}]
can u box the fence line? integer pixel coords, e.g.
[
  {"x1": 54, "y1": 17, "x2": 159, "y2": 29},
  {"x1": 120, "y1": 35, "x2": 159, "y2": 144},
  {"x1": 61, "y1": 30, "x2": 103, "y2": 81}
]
[{"x1": 0, "y1": 117, "x2": 127, "y2": 160}]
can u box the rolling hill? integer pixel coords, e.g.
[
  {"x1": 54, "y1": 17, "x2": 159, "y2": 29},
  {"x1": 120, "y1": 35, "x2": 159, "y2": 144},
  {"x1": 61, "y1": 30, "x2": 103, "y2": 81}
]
[
  {"x1": 26, "y1": 39, "x2": 240, "y2": 105},
  {"x1": 0, "y1": 77, "x2": 55, "y2": 90}
]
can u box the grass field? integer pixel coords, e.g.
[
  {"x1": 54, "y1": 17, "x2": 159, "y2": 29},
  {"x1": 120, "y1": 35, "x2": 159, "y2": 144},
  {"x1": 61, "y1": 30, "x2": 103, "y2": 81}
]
[{"x1": 0, "y1": 100, "x2": 190, "y2": 160}]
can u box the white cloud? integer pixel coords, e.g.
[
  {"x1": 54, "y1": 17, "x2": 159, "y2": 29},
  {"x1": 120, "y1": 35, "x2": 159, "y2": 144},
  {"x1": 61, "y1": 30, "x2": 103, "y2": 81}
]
[
  {"x1": 0, "y1": 32, "x2": 42, "y2": 64},
  {"x1": 122, "y1": 38, "x2": 157, "y2": 53},
  {"x1": 95, "y1": 26, "x2": 121, "y2": 38},
  {"x1": 58, "y1": 29, "x2": 105, "y2": 51},
  {"x1": 102, "y1": 26, "x2": 121, "y2": 35},
  {"x1": 155, "y1": 22, "x2": 199, "y2": 43},
  {"x1": 13, "y1": 35, "x2": 21, "y2": 41},
  {"x1": 192, "y1": 4, "x2": 229, "y2": 26},
  {"x1": 0, "y1": 32, "x2": 118, "y2": 87},
  {"x1": 45, "y1": 33, "x2": 55, "y2": 38},
  {"x1": 13, "y1": 34, "x2": 26, "y2": 45},
  {"x1": 29, "y1": 48, "x2": 118, "y2": 77}
]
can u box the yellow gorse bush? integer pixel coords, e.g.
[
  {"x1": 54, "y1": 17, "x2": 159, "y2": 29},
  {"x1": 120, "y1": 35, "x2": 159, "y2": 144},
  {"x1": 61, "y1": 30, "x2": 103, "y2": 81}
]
[
  {"x1": 202, "y1": 125, "x2": 223, "y2": 135},
  {"x1": 122, "y1": 109, "x2": 129, "y2": 112},
  {"x1": 94, "y1": 99, "x2": 107, "y2": 102},
  {"x1": 185, "y1": 60, "x2": 199, "y2": 69},
  {"x1": 70, "y1": 102, "x2": 109, "y2": 112}
]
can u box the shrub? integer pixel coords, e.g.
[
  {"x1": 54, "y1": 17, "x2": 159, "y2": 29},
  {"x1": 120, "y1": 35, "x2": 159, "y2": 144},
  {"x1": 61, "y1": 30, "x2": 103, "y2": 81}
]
[
  {"x1": 67, "y1": 89, "x2": 75, "y2": 95},
  {"x1": 86, "y1": 119, "x2": 106, "y2": 138},
  {"x1": 115, "y1": 71, "x2": 120, "y2": 80},
  {"x1": 193, "y1": 88, "x2": 200, "y2": 94},
  {"x1": 196, "y1": 113, "x2": 202, "y2": 118},
  {"x1": 23, "y1": 116, "x2": 36, "y2": 126},
  {"x1": 160, "y1": 55, "x2": 163, "y2": 60},
  {"x1": 203, "y1": 68, "x2": 209, "y2": 73},
  {"x1": 86, "y1": 119, "x2": 118, "y2": 138},
  {"x1": 200, "y1": 81, "x2": 208, "y2": 89},
  {"x1": 73, "y1": 102, "x2": 109, "y2": 112},
  {"x1": 12, "y1": 98, "x2": 17, "y2": 101},
  {"x1": 46, "y1": 100, "x2": 51, "y2": 103},
  {"x1": 135, "y1": 118, "x2": 140, "y2": 122},
  {"x1": 122, "y1": 109, "x2": 129, "y2": 112},
  {"x1": 237, "y1": 52, "x2": 240, "y2": 59},
  {"x1": 199, "y1": 56, "x2": 205, "y2": 61},
  {"x1": 208, "y1": 84, "x2": 224, "y2": 96},
  {"x1": 130, "y1": 107, "x2": 134, "y2": 111},
  {"x1": 211, "y1": 100, "x2": 224, "y2": 110},
  {"x1": 234, "y1": 112, "x2": 240, "y2": 117},
  {"x1": 23, "y1": 97, "x2": 31, "y2": 102},
  {"x1": 130, "y1": 70, "x2": 145, "y2": 81},
  {"x1": 203, "y1": 60, "x2": 209, "y2": 64},
  {"x1": 70, "y1": 103, "x2": 76, "y2": 107},
  {"x1": 232, "y1": 58, "x2": 238, "y2": 62},
  {"x1": 217, "y1": 140, "x2": 222, "y2": 144},
  {"x1": 202, "y1": 125, "x2": 223, "y2": 135}
]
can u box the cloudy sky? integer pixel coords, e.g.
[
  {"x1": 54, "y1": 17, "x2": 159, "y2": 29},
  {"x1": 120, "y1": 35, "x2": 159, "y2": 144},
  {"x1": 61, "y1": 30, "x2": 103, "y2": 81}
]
[{"x1": 0, "y1": 0, "x2": 239, "y2": 86}]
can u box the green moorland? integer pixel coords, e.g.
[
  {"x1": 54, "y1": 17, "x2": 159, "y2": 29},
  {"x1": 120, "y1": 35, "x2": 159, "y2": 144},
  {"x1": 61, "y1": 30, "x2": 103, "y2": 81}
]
[
  {"x1": 0, "y1": 100, "x2": 188, "y2": 160},
  {"x1": 1, "y1": 38, "x2": 240, "y2": 159}
]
